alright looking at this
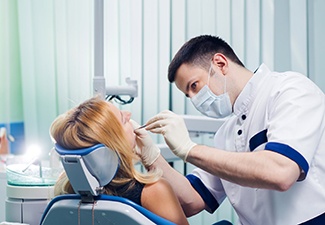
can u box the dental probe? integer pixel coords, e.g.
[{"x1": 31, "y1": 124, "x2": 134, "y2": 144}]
[{"x1": 134, "y1": 124, "x2": 147, "y2": 131}]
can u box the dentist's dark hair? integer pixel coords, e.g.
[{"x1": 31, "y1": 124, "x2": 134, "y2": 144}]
[{"x1": 168, "y1": 35, "x2": 245, "y2": 82}]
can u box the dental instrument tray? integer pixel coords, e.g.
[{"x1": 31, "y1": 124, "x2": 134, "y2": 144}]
[{"x1": 6, "y1": 164, "x2": 61, "y2": 186}]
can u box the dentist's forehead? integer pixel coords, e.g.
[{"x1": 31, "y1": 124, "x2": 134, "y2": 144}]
[{"x1": 175, "y1": 64, "x2": 208, "y2": 94}]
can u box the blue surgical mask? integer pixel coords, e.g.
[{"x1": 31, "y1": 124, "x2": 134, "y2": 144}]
[{"x1": 190, "y1": 63, "x2": 232, "y2": 118}]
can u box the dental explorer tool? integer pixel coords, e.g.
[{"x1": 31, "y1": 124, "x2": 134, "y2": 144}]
[{"x1": 134, "y1": 124, "x2": 147, "y2": 131}]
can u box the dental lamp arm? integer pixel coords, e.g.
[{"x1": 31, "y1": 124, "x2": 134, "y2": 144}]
[
  {"x1": 106, "y1": 78, "x2": 138, "y2": 98},
  {"x1": 93, "y1": 0, "x2": 138, "y2": 103},
  {"x1": 93, "y1": 77, "x2": 138, "y2": 104},
  {"x1": 93, "y1": 0, "x2": 105, "y2": 99},
  {"x1": 105, "y1": 78, "x2": 138, "y2": 104}
]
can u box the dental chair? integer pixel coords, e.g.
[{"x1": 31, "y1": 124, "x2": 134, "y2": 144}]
[{"x1": 40, "y1": 144, "x2": 175, "y2": 225}]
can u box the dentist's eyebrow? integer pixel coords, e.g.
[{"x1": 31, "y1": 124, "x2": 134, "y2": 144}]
[
  {"x1": 185, "y1": 81, "x2": 191, "y2": 97},
  {"x1": 186, "y1": 83, "x2": 190, "y2": 92}
]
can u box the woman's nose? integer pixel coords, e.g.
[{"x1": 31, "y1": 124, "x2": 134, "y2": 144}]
[{"x1": 123, "y1": 111, "x2": 132, "y2": 121}]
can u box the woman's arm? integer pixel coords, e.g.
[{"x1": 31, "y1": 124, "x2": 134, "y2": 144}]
[
  {"x1": 149, "y1": 155, "x2": 206, "y2": 216},
  {"x1": 141, "y1": 178, "x2": 189, "y2": 225}
]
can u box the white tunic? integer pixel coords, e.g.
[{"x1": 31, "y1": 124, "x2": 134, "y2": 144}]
[{"x1": 187, "y1": 64, "x2": 325, "y2": 225}]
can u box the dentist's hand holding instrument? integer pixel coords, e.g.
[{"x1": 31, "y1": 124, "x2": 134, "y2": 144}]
[
  {"x1": 131, "y1": 120, "x2": 160, "y2": 167},
  {"x1": 144, "y1": 110, "x2": 197, "y2": 162}
]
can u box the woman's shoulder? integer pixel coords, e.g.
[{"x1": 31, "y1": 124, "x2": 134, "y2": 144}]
[
  {"x1": 142, "y1": 178, "x2": 189, "y2": 225},
  {"x1": 143, "y1": 178, "x2": 173, "y2": 196},
  {"x1": 141, "y1": 177, "x2": 178, "y2": 209}
]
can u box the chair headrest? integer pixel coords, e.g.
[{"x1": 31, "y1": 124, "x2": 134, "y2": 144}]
[{"x1": 55, "y1": 143, "x2": 119, "y2": 198}]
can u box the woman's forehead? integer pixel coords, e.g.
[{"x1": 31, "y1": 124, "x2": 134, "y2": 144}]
[{"x1": 106, "y1": 101, "x2": 120, "y2": 117}]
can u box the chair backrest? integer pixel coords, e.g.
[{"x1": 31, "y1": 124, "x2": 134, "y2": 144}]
[
  {"x1": 55, "y1": 143, "x2": 119, "y2": 200},
  {"x1": 40, "y1": 194, "x2": 175, "y2": 225},
  {"x1": 40, "y1": 144, "x2": 176, "y2": 225}
]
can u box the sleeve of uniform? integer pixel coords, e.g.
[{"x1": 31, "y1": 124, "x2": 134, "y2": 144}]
[
  {"x1": 186, "y1": 167, "x2": 227, "y2": 213},
  {"x1": 265, "y1": 72, "x2": 325, "y2": 181}
]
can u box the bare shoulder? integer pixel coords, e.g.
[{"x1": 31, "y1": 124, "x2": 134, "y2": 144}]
[
  {"x1": 141, "y1": 178, "x2": 189, "y2": 225},
  {"x1": 144, "y1": 178, "x2": 173, "y2": 194},
  {"x1": 142, "y1": 178, "x2": 175, "y2": 205}
]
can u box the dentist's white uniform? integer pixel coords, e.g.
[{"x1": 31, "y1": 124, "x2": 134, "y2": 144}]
[{"x1": 187, "y1": 64, "x2": 325, "y2": 225}]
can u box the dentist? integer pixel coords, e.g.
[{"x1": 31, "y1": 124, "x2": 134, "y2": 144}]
[{"x1": 133, "y1": 35, "x2": 325, "y2": 225}]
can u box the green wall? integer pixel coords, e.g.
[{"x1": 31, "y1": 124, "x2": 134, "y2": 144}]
[{"x1": 0, "y1": 0, "x2": 24, "y2": 153}]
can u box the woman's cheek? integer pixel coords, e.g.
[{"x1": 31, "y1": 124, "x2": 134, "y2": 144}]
[{"x1": 129, "y1": 130, "x2": 137, "y2": 148}]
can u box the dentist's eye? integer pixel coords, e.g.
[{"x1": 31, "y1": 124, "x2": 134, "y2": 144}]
[{"x1": 190, "y1": 82, "x2": 198, "y2": 91}]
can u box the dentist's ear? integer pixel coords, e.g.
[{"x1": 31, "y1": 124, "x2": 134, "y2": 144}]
[
  {"x1": 213, "y1": 53, "x2": 228, "y2": 74},
  {"x1": 213, "y1": 53, "x2": 226, "y2": 63}
]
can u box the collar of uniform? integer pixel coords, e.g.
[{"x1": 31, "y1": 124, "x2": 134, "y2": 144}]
[{"x1": 233, "y1": 63, "x2": 271, "y2": 116}]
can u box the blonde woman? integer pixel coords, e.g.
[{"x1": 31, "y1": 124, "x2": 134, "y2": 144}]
[{"x1": 50, "y1": 96, "x2": 188, "y2": 225}]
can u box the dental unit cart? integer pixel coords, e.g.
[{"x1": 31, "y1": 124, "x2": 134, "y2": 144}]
[{"x1": 6, "y1": 185, "x2": 54, "y2": 225}]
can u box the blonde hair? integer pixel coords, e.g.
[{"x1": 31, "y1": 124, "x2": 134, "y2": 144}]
[{"x1": 50, "y1": 96, "x2": 161, "y2": 196}]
